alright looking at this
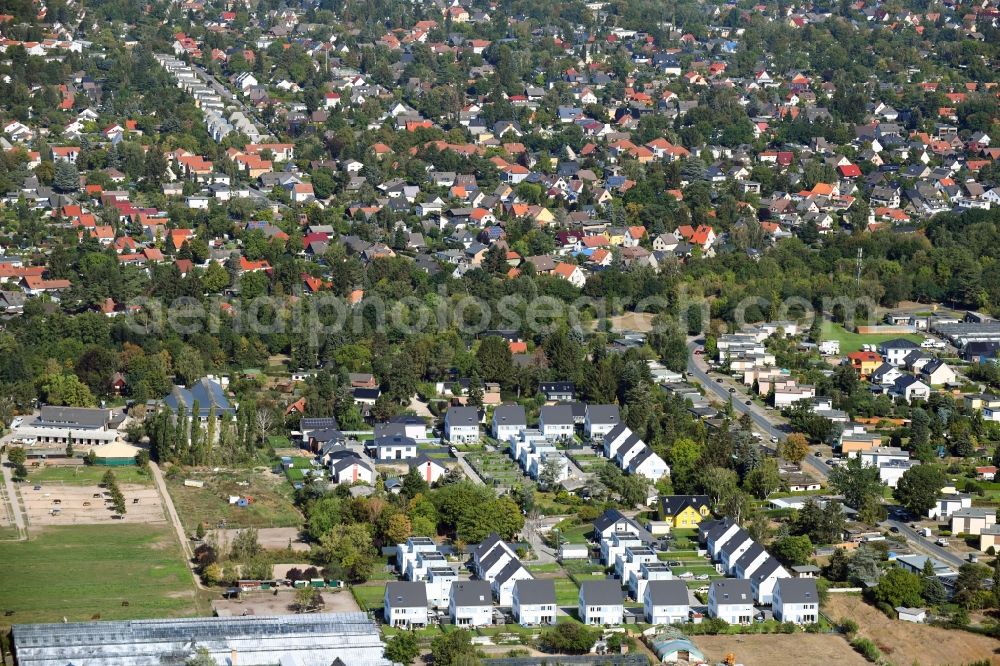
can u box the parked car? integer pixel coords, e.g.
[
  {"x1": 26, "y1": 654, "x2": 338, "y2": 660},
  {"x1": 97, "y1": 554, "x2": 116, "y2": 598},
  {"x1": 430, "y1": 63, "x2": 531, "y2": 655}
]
[
  {"x1": 745, "y1": 400, "x2": 752, "y2": 405},
  {"x1": 11, "y1": 416, "x2": 23, "y2": 428},
  {"x1": 936, "y1": 538, "x2": 950, "y2": 547},
  {"x1": 695, "y1": 574, "x2": 710, "y2": 580}
]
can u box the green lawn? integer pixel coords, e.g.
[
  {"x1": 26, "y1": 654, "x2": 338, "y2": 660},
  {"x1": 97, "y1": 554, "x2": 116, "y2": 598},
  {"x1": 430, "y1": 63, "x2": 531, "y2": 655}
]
[
  {"x1": 351, "y1": 583, "x2": 385, "y2": 611},
  {"x1": 0, "y1": 524, "x2": 201, "y2": 625},
  {"x1": 29, "y1": 465, "x2": 153, "y2": 486},
  {"x1": 554, "y1": 579, "x2": 580, "y2": 605},
  {"x1": 165, "y1": 471, "x2": 303, "y2": 532},
  {"x1": 821, "y1": 322, "x2": 925, "y2": 354}
]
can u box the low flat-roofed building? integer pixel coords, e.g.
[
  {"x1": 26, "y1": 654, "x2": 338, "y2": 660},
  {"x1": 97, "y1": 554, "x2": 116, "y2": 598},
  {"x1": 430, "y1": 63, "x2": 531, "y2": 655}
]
[{"x1": 12, "y1": 612, "x2": 392, "y2": 666}]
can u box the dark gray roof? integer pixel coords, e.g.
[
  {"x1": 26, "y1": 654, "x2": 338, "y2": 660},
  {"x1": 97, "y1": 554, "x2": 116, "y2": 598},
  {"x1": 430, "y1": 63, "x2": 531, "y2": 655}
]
[
  {"x1": 385, "y1": 581, "x2": 427, "y2": 608},
  {"x1": 479, "y1": 545, "x2": 514, "y2": 575},
  {"x1": 34, "y1": 406, "x2": 110, "y2": 430},
  {"x1": 734, "y1": 542, "x2": 767, "y2": 572},
  {"x1": 751, "y1": 557, "x2": 785, "y2": 583},
  {"x1": 451, "y1": 580, "x2": 492, "y2": 607},
  {"x1": 659, "y1": 495, "x2": 710, "y2": 517},
  {"x1": 514, "y1": 579, "x2": 555, "y2": 605},
  {"x1": 711, "y1": 579, "x2": 752, "y2": 603},
  {"x1": 719, "y1": 528, "x2": 751, "y2": 556},
  {"x1": 446, "y1": 406, "x2": 479, "y2": 426},
  {"x1": 645, "y1": 580, "x2": 689, "y2": 606},
  {"x1": 493, "y1": 404, "x2": 527, "y2": 426},
  {"x1": 579, "y1": 579, "x2": 624, "y2": 605},
  {"x1": 473, "y1": 533, "x2": 506, "y2": 560},
  {"x1": 494, "y1": 560, "x2": 530, "y2": 586},
  {"x1": 586, "y1": 404, "x2": 620, "y2": 425},
  {"x1": 540, "y1": 404, "x2": 574, "y2": 426},
  {"x1": 776, "y1": 577, "x2": 817, "y2": 604}
]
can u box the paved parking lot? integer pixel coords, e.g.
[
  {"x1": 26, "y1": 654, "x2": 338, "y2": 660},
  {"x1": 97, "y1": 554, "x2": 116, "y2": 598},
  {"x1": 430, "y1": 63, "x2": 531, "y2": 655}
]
[{"x1": 22, "y1": 483, "x2": 166, "y2": 526}]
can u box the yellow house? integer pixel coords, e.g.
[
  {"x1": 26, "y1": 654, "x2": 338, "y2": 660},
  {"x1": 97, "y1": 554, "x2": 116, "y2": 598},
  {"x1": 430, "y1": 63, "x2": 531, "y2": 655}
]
[{"x1": 658, "y1": 495, "x2": 712, "y2": 528}]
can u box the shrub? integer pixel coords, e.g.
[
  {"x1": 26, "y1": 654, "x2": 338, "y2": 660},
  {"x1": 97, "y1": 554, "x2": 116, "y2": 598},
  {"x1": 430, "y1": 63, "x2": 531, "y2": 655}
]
[
  {"x1": 840, "y1": 618, "x2": 859, "y2": 635},
  {"x1": 850, "y1": 637, "x2": 882, "y2": 663}
]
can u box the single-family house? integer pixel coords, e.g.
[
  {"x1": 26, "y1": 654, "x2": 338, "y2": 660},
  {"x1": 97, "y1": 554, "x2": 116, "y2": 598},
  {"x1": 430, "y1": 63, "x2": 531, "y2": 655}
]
[
  {"x1": 578, "y1": 580, "x2": 625, "y2": 626},
  {"x1": 708, "y1": 579, "x2": 754, "y2": 625},
  {"x1": 644, "y1": 580, "x2": 690, "y2": 625},
  {"x1": 384, "y1": 581, "x2": 429, "y2": 628},
  {"x1": 772, "y1": 578, "x2": 819, "y2": 624},
  {"x1": 512, "y1": 579, "x2": 557, "y2": 626}
]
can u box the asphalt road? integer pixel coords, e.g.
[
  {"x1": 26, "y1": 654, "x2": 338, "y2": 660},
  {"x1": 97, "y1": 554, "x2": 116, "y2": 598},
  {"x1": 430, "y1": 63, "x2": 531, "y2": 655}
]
[
  {"x1": 685, "y1": 340, "x2": 830, "y2": 479},
  {"x1": 884, "y1": 511, "x2": 967, "y2": 569}
]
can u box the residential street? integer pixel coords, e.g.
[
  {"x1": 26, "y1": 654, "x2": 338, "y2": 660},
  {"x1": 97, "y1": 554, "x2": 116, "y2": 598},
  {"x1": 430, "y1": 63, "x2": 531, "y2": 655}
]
[{"x1": 685, "y1": 339, "x2": 831, "y2": 480}]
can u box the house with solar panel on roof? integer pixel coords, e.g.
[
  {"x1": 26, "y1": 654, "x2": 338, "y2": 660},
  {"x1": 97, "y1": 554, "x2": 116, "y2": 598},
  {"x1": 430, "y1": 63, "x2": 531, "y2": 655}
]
[{"x1": 160, "y1": 376, "x2": 238, "y2": 424}]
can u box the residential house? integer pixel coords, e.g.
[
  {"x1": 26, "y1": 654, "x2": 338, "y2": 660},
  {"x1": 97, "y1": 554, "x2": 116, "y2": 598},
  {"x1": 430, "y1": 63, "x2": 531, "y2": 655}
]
[
  {"x1": 951, "y1": 508, "x2": 997, "y2": 536},
  {"x1": 512, "y1": 579, "x2": 557, "y2": 626},
  {"x1": 444, "y1": 406, "x2": 480, "y2": 443},
  {"x1": 772, "y1": 578, "x2": 819, "y2": 624},
  {"x1": 658, "y1": 495, "x2": 711, "y2": 529},
  {"x1": 644, "y1": 580, "x2": 690, "y2": 625},
  {"x1": 384, "y1": 581, "x2": 429, "y2": 628},
  {"x1": 492, "y1": 404, "x2": 527, "y2": 440},
  {"x1": 708, "y1": 579, "x2": 754, "y2": 625},
  {"x1": 538, "y1": 405, "x2": 575, "y2": 439},
  {"x1": 578, "y1": 580, "x2": 625, "y2": 626},
  {"x1": 449, "y1": 581, "x2": 493, "y2": 627},
  {"x1": 584, "y1": 404, "x2": 620, "y2": 440}
]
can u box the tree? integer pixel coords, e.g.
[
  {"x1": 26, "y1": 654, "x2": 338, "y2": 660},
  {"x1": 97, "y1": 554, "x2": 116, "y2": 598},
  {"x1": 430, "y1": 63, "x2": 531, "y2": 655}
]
[
  {"x1": 320, "y1": 523, "x2": 377, "y2": 583},
  {"x1": 829, "y1": 456, "x2": 885, "y2": 514},
  {"x1": 294, "y1": 586, "x2": 323, "y2": 612},
  {"x1": 476, "y1": 336, "x2": 514, "y2": 387},
  {"x1": 65, "y1": 436, "x2": 74, "y2": 458},
  {"x1": 953, "y1": 563, "x2": 989, "y2": 609},
  {"x1": 921, "y1": 558, "x2": 947, "y2": 605},
  {"x1": 846, "y1": 547, "x2": 882, "y2": 586},
  {"x1": 430, "y1": 630, "x2": 480, "y2": 666},
  {"x1": 893, "y1": 464, "x2": 946, "y2": 517},
  {"x1": 779, "y1": 433, "x2": 810, "y2": 464},
  {"x1": 771, "y1": 535, "x2": 813, "y2": 566},
  {"x1": 230, "y1": 528, "x2": 261, "y2": 562},
  {"x1": 186, "y1": 647, "x2": 217, "y2": 666},
  {"x1": 745, "y1": 458, "x2": 782, "y2": 499},
  {"x1": 53, "y1": 160, "x2": 80, "y2": 193},
  {"x1": 385, "y1": 632, "x2": 420, "y2": 664},
  {"x1": 540, "y1": 623, "x2": 600, "y2": 654},
  {"x1": 871, "y1": 568, "x2": 924, "y2": 609},
  {"x1": 7, "y1": 445, "x2": 26, "y2": 467}
]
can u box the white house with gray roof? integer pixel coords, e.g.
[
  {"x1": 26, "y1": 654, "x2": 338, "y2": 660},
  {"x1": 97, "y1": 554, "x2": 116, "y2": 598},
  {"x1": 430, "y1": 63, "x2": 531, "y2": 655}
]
[
  {"x1": 384, "y1": 581, "x2": 428, "y2": 628},
  {"x1": 492, "y1": 560, "x2": 533, "y2": 607},
  {"x1": 444, "y1": 406, "x2": 480, "y2": 443},
  {"x1": 644, "y1": 580, "x2": 690, "y2": 625},
  {"x1": 585, "y1": 404, "x2": 620, "y2": 439},
  {"x1": 512, "y1": 579, "x2": 557, "y2": 626},
  {"x1": 749, "y1": 557, "x2": 790, "y2": 605},
  {"x1": 708, "y1": 579, "x2": 754, "y2": 624},
  {"x1": 772, "y1": 578, "x2": 819, "y2": 624},
  {"x1": 492, "y1": 404, "x2": 527, "y2": 440},
  {"x1": 579, "y1": 580, "x2": 624, "y2": 625},
  {"x1": 538, "y1": 405, "x2": 575, "y2": 439},
  {"x1": 449, "y1": 581, "x2": 493, "y2": 627}
]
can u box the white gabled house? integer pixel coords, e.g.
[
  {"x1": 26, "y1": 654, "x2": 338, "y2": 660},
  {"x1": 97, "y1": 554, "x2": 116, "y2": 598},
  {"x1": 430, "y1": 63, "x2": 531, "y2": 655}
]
[
  {"x1": 384, "y1": 581, "x2": 429, "y2": 628},
  {"x1": 450, "y1": 581, "x2": 493, "y2": 627},
  {"x1": 644, "y1": 579, "x2": 690, "y2": 625},
  {"x1": 512, "y1": 579, "x2": 557, "y2": 626},
  {"x1": 579, "y1": 580, "x2": 624, "y2": 626},
  {"x1": 772, "y1": 578, "x2": 819, "y2": 624},
  {"x1": 708, "y1": 579, "x2": 754, "y2": 625}
]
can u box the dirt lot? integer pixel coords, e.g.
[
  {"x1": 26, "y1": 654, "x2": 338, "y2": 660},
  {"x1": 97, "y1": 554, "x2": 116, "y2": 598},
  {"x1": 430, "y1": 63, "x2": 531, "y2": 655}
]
[
  {"x1": 210, "y1": 587, "x2": 359, "y2": 617},
  {"x1": 693, "y1": 633, "x2": 868, "y2": 666},
  {"x1": 22, "y1": 483, "x2": 165, "y2": 526},
  {"x1": 825, "y1": 594, "x2": 1000, "y2": 665},
  {"x1": 207, "y1": 527, "x2": 310, "y2": 553}
]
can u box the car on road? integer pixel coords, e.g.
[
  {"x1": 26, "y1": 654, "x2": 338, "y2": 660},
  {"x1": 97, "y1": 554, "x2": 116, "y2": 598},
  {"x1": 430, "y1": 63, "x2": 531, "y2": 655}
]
[
  {"x1": 814, "y1": 451, "x2": 823, "y2": 457},
  {"x1": 745, "y1": 400, "x2": 752, "y2": 405},
  {"x1": 694, "y1": 348, "x2": 704, "y2": 355},
  {"x1": 728, "y1": 387, "x2": 736, "y2": 393},
  {"x1": 889, "y1": 526, "x2": 899, "y2": 533}
]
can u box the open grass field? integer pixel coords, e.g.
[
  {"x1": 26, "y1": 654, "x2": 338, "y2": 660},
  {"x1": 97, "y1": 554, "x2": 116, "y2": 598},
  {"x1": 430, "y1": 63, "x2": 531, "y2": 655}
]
[
  {"x1": 29, "y1": 465, "x2": 153, "y2": 486},
  {"x1": 824, "y1": 594, "x2": 1000, "y2": 666},
  {"x1": 165, "y1": 469, "x2": 303, "y2": 532},
  {"x1": 465, "y1": 451, "x2": 526, "y2": 487},
  {"x1": 351, "y1": 583, "x2": 385, "y2": 612},
  {"x1": 693, "y1": 633, "x2": 868, "y2": 666},
  {"x1": 553, "y1": 579, "x2": 580, "y2": 605},
  {"x1": 821, "y1": 322, "x2": 925, "y2": 354},
  {"x1": 0, "y1": 524, "x2": 201, "y2": 626}
]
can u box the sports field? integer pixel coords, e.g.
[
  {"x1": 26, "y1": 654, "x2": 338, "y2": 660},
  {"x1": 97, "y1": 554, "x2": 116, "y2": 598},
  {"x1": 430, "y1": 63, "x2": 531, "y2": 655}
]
[
  {"x1": 821, "y1": 322, "x2": 924, "y2": 353},
  {"x1": 0, "y1": 524, "x2": 201, "y2": 625}
]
